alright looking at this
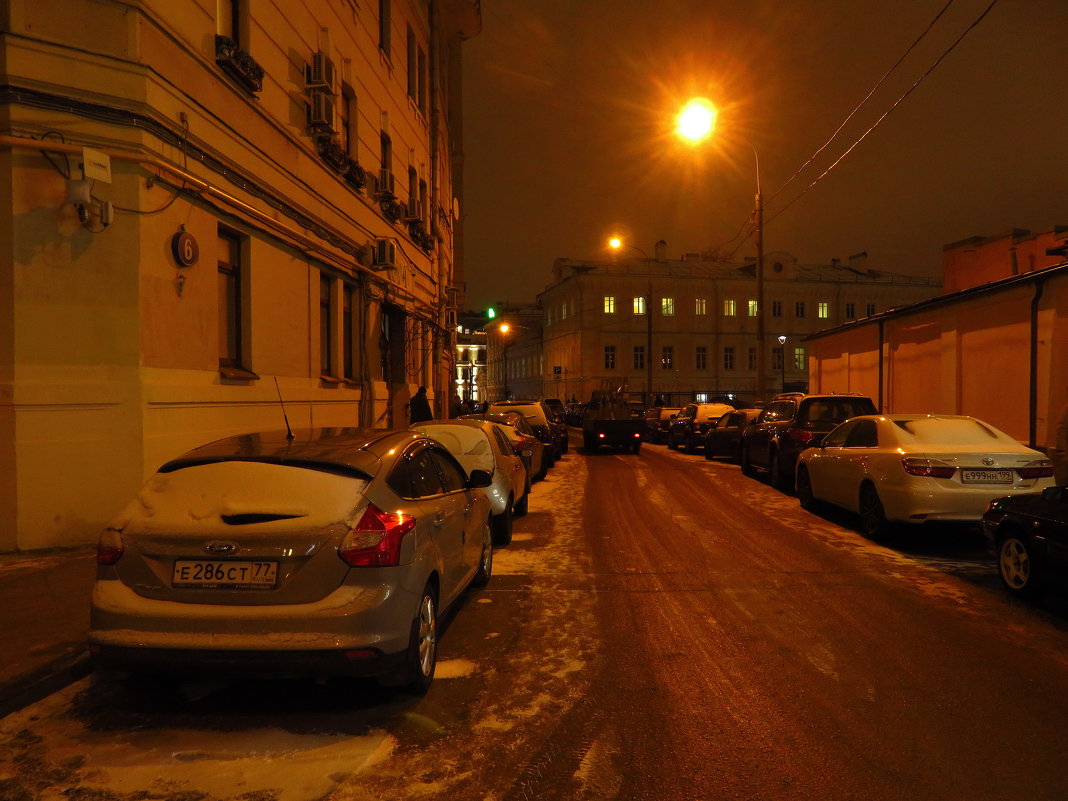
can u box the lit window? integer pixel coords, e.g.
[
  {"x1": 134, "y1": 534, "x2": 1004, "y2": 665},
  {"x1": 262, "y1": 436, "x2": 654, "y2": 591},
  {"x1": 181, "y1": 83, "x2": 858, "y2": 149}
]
[
  {"x1": 695, "y1": 346, "x2": 707, "y2": 370},
  {"x1": 634, "y1": 296, "x2": 647, "y2": 315},
  {"x1": 818, "y1": 301, "x2": 829, "y2": 319},
  {"x1": 604, "y1": 296, "x2": 615, "y2": 314},
  {"x1": 723, "y1": 299, "x2": 736, "y2": 316},
  {"x1": 561, "y1": 301, "x2": 567, "y2": 320},
  {"x1": 604, "y1": 345, "x2": 616, "y2": 370},
  {"x1": 661, "y1": 346, "x2": 673, "y2": 370},
  {"x1": 695, "y1": 298, "x2": 707, "y2": 315},
  {"x1": 661, "y1": 297, "x2": 675, "y2": 316},
  {"x1": 748, "y1": 300, "x2": 758, "y2": 317},
  {"x1": 723, "y1": 346, "x2": 735, "y2": 370},
  {"x1": 793, "y1": 346, "x2": 806, "y2": 370},
  {"x1": 695, "y1": 392, "x2": 708, "y2": 402}
]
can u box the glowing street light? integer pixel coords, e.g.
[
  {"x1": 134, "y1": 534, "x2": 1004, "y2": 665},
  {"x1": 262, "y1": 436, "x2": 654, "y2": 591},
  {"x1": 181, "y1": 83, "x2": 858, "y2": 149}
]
[{"x1": 676, "y1": 96, "x2": 765, "y2": 403}]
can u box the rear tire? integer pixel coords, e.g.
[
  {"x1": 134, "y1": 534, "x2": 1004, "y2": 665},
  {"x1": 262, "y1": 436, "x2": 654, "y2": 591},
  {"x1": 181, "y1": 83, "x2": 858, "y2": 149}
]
[
  {"x1": 768, "y1": 449, "x2": 789, "y2": 491},
  {"x1": 667, "y1": 436, "x2": 678, "y2": 450},
  {"x1": 684, "y1": 435, "x2": 696, "y2": 454},
  {"x1": 998, "y1": 531, "x2": 1042, "y2": 600},
  {"x1": 704, "y1": 441, "x2": 714, "y2": 460},
  {"x1": 797, "y1": 466, "x2": 818, "y2": 511},
  {"x1": 859, "y1": 483, "x2": 890, "y2": 540},
  {"x1": 492, "y1": 500, "x2": 513, "y2": 545},
  {"x1": 740, "y1": 445, "x2": 757, "y2": 477},
  {"x1": 514, "y1": 487, "x2": 529, "y2": 517},
  {"x1": 393, "y1": 583, "x2": 437, "y2": 694},
  {"x1": 474, "y1": 518, "x2": 494, "y2": 586}
]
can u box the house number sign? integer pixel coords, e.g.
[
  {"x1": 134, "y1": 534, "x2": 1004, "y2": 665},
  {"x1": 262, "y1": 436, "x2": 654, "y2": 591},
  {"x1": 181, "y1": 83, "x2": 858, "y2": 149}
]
[{"x1": 171, "y1": 231, "x2": 200, "y2": 267}]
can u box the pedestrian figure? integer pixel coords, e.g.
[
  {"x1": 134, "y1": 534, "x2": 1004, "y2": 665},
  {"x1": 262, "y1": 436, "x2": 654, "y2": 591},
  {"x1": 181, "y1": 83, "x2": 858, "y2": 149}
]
[
  {"x1": 409, "y1": 386, "x2": 433, "y2": 424},
  {"x1": 450, "y1": 392, "x2": 463, "y2": 418},
  {"x1": 1053, "y1": 384, "x2": 1068, "y2": 486}
]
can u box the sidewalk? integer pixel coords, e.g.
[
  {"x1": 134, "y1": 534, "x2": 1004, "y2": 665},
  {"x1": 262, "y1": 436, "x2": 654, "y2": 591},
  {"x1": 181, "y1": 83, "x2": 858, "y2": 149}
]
[{"x1": 0, "y1": 546, "x2": 97, "y2": 718}]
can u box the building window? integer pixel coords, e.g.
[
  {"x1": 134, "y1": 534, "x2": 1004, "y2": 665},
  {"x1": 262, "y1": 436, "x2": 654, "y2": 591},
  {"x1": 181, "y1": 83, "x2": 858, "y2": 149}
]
[
  {"x1": 379, "y1": 0, "x2": 391, "y2": 56},
  {"x1": 604, "y1": 295, "x2": 615, "y2": 314},
  {"x1": 406, "y1": 24, "x2": 416, "y2": 99},
  {"x1": 747, "y1": 346, "x2": 757, "y2": 370},
  {"x1": 604, "y1": 345, "x2": 616, "y2": 370},
  {"x1": 695, "y1": 297, "x2": 707, "y2": 315},
  {"x1": 772, "y1": 300, "x2": 783, "y2": 318},
  {"x1": 320, "y1": 273, "x2": 334, "y2": 376},
  {"x1": 380, "y1": 131, "x2": 392, "y2": 173},
  {"x1": 723, "y1": 346, "x2": 735, "y2": 370},
  {"x1": 696, "y1": 392, "x2": 708, "y2": 402},
  {"x1": 794, "y1": 347, "x2": 806, "y2": 370},
  {"x1": 795, "y1": 301, "x2": 806, "y2": 318},
  {"x1": 633, "y1": 345, "x2": 645, "y2": 369},
  {"x1": 723, "y1": 299, "x2": 736, "y2": 316},
  {"x1": 695, "y1": 346, "x2": 707, "y2": 370},
  {"x1": 661, "y1": 346, "x2": 673, "y2": 370},
  {"x1": 845, "y1": 302, "x2": 856, "y2": 319},
  {"x1": 634, "y1": 296, "x2": 647, "y2": 315},
  {"x1": 417, "y1": 46, "x2": 427, "y2": 114},
  {"x1": 561, "y1": 301, "x2": 568, "y2": 320},
  {"x1": 662, "y1": 297, "x2": 675, "y2": 316},
  {"x1": 217, "y1": 0, "x2": 240, "y2": 39},
  {"x1": 748, "y1": 300, "x2": 758, "y2": 317},
  {"x1": 341, "y1": 84, "x2": 358, "y2": 159},
  {"x1": 772, "y1": 346, "x2": 783, "y2": 371},
  {"x1": 217, "y1": 227, "x2": 243, "y2": 369},
  {"x1": 343, "y1": 285, "x2": 355, "y2": 379},
  {"x1": 866, "y1": 302, "x2": 876, "y2": 316},
  {"x1": 818, "y1": 301, "x2": 829, "y2": 319}
]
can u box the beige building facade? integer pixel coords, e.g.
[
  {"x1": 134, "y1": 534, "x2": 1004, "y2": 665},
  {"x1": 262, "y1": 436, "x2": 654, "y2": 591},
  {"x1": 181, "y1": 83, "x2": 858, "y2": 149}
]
[
  {"x1": 0, "y1": 0, "x2": 480, "y2": 551},
  {"x1": 530, "y1": 247, "x2": 940, "y2": 407}
]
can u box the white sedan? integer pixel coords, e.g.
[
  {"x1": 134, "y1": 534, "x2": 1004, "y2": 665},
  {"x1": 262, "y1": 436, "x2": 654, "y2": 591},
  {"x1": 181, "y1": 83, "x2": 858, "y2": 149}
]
[
  {"x1": 411, "y1": 419, "x2": 529, "y2": 545},
  {"x1": 795, "y1": 414, "x2": 1055, "y2": 538}
]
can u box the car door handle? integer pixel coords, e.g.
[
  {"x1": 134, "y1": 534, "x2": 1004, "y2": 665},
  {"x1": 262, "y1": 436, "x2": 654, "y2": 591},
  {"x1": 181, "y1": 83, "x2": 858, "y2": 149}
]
[{"x1": 433, "y1": 512, "x2": 446, "y2": 528}]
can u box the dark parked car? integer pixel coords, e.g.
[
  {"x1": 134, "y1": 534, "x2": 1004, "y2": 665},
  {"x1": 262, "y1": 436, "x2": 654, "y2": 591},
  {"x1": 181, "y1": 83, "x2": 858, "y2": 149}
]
[
  {"x1": 461, "y1": 411, "x2": 548, "y2": 483},
  {"x1": 740, "y1": 392, "x2": 878, "y2": 490},
  {"x1": 667, "y1": 402, "x2": 735, "y2": 453},
  {"x1": 982, "y1": 484, "x2": 1068, "y2": 600},
  {"x1": 643, "y1": 407, "x2": 680, "y2": 443},
  {"x1": 489, "y1": 400, "x2": 568, "y2": 458},
  {"x1": 704, "y1": 408, "x2": 762, "y2": 461}
]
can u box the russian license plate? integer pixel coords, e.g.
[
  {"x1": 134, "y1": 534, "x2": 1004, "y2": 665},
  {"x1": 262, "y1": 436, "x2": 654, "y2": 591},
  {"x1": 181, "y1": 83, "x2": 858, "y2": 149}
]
[
  {"x1": 961, "y1": 469, "x2": 1013, "y2": 484},
  {"x1": 172, "y1": 560, "x2": 278, "y2": 588}
]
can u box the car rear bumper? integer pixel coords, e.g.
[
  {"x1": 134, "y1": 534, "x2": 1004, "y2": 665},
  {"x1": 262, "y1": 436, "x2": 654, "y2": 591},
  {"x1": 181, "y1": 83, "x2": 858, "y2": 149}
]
[
  {"x1": 880, "y1": 481, "x2": 1052, "y2": 524},
  {"x1": 89, "y1": 575, "x2": 419, "y2": 676}
]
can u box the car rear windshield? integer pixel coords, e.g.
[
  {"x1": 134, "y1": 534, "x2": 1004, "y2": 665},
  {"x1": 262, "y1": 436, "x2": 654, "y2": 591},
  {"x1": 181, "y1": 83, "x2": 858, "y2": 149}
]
[
  {"x1": 892, "y1": 417, "x2": 1006, "y2": 445},
  {"x1": 797, "y1": 397, "x2": 876, "y2": 424}
]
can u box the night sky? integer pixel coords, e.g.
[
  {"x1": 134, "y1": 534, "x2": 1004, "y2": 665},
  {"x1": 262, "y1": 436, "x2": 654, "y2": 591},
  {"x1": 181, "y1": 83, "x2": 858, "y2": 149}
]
[{"x1": 460, "y1": 0, "x2": 1068, "y2": 310}]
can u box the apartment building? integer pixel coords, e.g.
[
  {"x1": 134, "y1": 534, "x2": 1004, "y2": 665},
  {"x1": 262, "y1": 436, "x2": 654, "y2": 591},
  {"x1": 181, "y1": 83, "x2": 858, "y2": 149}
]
[{"x1": 0, "y1": 0, "x2": 480, "y2": 550}]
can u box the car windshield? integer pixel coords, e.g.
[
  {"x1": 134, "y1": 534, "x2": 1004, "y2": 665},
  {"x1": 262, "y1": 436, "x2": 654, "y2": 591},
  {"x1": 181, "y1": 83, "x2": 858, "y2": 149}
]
[
  {"x1": 798, "y1": 397, "x2": 876, "y2": 424},
  {"x1": 892, "y1": 417, "x2": 1006, "y2": 445}
]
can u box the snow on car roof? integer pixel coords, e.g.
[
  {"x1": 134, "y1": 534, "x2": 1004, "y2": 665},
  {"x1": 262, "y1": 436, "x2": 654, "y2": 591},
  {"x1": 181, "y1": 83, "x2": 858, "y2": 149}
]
[{"x1": 158, "y1": 427, "x2": 421, "y2": 478}]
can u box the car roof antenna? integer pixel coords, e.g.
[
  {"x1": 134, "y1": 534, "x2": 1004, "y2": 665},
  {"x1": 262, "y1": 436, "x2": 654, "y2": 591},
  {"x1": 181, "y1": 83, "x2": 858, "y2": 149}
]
[{"x1": 274, "y1": 377, "x2": 295, "y2": 440}]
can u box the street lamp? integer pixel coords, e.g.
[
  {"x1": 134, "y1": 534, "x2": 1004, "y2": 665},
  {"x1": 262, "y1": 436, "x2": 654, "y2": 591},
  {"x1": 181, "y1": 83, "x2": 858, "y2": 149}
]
[
  {"x1": 676, "y1": 97, "x2": 765, "y2": 405},
  {"x1": 777, "y1": 335, "x2": 787, "y2": 393},
  {"x1": 498, "y1": 323, "x2": 511, "y2": 400},
  {"x1": 608, "y1": 237, "x2": 655, "y2": 408}
]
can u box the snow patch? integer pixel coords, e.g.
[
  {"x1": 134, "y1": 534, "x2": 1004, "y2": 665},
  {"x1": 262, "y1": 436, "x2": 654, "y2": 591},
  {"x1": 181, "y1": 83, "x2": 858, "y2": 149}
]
[{"x1": 435, "y1": 658, "x2": 478, "y2": 679}]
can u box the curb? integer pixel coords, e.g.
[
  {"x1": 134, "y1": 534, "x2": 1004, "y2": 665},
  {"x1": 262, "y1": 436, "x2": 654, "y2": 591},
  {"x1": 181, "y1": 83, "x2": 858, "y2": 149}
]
[{"x1": 0, "y1": 651, "x2": 93, "y2": 720}]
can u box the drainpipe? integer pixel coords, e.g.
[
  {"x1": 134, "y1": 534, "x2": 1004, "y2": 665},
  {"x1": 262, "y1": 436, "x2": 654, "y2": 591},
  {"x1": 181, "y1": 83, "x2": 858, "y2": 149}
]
[
  {"x1": 877, "y1": 318, "x2": 885, "y2": 412},
  {"x1": 1029, "y1": 277, "x2": 1046, "y2": 449}
]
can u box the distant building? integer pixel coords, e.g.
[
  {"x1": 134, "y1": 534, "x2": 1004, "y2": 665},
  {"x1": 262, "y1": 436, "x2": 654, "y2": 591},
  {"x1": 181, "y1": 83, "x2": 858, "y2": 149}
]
[
  {"x1": 0, "y1": 1, "x2": 480, "y2": 550},
  {"x1": 531, "y1": 245, "x2": 940, "y2": 407},
  {"x1": 807, "y1": 227, "x2": 1068, "y2": 449},
  {"x1": 455, "y1": 311, "x2": 489, "y2": 406}
]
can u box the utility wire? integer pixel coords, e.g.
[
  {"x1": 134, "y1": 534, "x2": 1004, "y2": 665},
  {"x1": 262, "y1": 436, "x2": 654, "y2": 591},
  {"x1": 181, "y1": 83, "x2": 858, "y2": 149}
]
[
  {"x1": 728, "y1": 0, "x2": 1000, "y2": 256},
  {"x1": 768, "y1": 0, "x2": 956, "y2": 204}
]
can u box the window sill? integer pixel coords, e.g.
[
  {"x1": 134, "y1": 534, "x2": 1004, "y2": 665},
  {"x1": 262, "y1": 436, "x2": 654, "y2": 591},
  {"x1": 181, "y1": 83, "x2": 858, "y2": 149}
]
[
  {"x1": 320, "y1": 374, "x2": 344, "y2": 386},
  {"x1": 219, "y1": 365, "x2": 260, "y2": 381}
]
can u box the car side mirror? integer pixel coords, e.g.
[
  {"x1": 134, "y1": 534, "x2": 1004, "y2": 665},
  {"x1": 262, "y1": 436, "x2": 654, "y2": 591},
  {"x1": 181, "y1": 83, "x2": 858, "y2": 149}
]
[
  {"x1": 1041, "y1": 485, "x2": 1065, "y2": 503},
  {"x1": 467, "y1": 469, "x2": 493, "y2": 489},
  {"x1": 521, "y1": 449, "x2": 533, "y2": 458}
]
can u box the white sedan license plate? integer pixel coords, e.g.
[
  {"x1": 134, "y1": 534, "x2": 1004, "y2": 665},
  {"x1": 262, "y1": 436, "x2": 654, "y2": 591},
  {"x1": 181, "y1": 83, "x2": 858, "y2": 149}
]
[
  {"x1": 172, "y1": 560, "x2": 277, "y2": 588},
  {"x1": 961, "y1": 469, "x2": 1013, "y2": 484}
]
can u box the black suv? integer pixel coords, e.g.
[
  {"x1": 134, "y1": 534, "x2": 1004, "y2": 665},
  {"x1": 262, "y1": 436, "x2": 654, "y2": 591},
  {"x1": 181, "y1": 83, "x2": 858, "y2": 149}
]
[
  {"x1": 667, "y1": 402, "x2": 735, "y2": 453},
  {"x1": 739, "y1": 392, "x2": 878, "y2": 489}
]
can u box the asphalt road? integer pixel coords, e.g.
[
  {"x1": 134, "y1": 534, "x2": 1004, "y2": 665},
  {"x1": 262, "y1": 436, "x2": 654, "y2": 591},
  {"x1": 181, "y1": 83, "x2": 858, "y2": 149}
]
[{"x1": 2, "y1": 434, "x2": 1067, "y2": 801}]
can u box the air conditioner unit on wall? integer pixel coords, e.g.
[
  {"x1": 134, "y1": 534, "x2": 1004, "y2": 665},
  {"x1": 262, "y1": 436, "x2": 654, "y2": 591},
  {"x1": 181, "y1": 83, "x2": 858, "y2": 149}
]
[
  {"x1": 376, "y1": 169, "x2": 396, "y2": 198},
  {"x1": 305, "y1": 52, "x2": 336, "y2": 92},
  {"x1": 403, "y1": 198, "x2": 422, "y2": 222},
  {"x1": 307, "y1": 92, "x2": 336, "y2": 131},
  {"x1": 375, "y1": 239, "x2": 397, "y2": 268}
]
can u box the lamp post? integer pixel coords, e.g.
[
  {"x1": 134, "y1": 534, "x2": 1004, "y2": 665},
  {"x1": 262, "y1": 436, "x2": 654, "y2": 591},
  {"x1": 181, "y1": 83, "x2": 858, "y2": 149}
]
[
  {"x1": 777, "y1": 335, "x2": 787, "y2": 393},
  {"x1": 676, "y1": 98, "x2": 765, "y2": 405},
  {"x1": 608, "y1": 238, "x2": 654, "y2": 408},
  {"x1": 499, "y1": 323, "x2": 511, "y2": 400}
]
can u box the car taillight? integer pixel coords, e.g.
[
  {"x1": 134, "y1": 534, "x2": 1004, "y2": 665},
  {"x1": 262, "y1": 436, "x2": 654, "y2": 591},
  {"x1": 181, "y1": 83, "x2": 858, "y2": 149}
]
[
  {"x1": 1016, "y1": 460, "x2": 1054, "y2": 479},
  {"x1": 339, "y1": 504, "x2": 416, "y2": 567},
  {"x1": 902, "y1": 458, "x2": 957, "y2": 478},
  {"x1": 786, "y1": 427, "x2": 816, "y2": 444},
  {"x1": 97, "y1": 528, "x2": 124, "y2": 565}
]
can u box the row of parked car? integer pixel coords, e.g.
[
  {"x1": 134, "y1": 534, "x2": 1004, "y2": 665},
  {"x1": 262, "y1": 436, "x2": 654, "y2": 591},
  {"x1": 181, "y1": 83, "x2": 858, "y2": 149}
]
[
  {"x1": 89, "y1": 399, "x2": 571, "y2": 693},
  {"x1": 643, "y1": 392, "x2": 1066, "y2": 601}
]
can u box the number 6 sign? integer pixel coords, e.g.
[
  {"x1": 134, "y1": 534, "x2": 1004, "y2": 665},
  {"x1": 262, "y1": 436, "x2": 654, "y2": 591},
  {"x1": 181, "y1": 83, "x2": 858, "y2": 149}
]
[{"x1": 171, "y1": 231, "x2": 200, "y2": 267}]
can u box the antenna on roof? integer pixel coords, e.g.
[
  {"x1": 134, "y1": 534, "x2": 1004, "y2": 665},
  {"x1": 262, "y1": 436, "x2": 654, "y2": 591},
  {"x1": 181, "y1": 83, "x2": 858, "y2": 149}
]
[{"x1": 274, "y1": 377, "x2": 294, "y2": 441}]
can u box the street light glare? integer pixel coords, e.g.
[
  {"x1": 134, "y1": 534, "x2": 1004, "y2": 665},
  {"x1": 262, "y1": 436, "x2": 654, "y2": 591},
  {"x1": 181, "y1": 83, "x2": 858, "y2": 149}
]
[
  {"x1": 608, "y1": 237, "x2": 622, "y2": 249},
  {"x1": 499, "y1": 323, "x2": 510, "y2": 333},
  {"x1": 676, "y1": 97, "x2": 717, "y2": 143}
]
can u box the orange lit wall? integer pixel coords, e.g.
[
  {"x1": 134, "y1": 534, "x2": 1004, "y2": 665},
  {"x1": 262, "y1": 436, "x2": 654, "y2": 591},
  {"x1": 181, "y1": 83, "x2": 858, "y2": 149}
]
[{"x1": 942, "y1": 228, "x2": 1067, "y2": 294}]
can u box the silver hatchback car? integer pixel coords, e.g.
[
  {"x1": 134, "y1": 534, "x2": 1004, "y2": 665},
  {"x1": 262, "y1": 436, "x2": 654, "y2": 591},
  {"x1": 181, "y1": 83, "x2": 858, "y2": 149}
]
[{"x1": 90, "y1": 428, "x2": 493, "y2": 692}]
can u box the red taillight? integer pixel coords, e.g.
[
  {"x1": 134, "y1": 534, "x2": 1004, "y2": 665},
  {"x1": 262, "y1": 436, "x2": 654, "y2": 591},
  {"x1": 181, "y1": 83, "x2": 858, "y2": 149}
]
[
  {"x1": 96, "y1": 529, "x2": 124, "y2": 565},
  {"x1": 634, "y1": 432, "x2": 640, "y2": 438},
  {"x1": 902, "y1": 458, "x2": 957, "y2": 478},
  {"x1": 339, "y1": 504, "x2": 416, "y2": 567},
  {"x1": 598, "y1": 432, "x2": 606, "y2": 439},
  {"x1": 1017, "y1": 460, "x2": 1054, "y2": 479},
  {"x1": 786, "y1": 427, "x2": 816, "y2": 444}
]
